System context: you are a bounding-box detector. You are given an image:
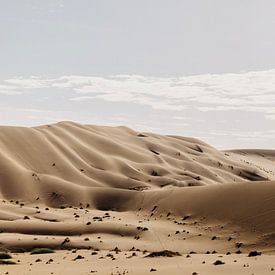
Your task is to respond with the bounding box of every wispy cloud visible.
[2,70,275,112]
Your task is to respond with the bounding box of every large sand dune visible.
[1,122,275,274]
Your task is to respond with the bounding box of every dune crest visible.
[0,121,272,204]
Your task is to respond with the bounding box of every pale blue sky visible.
[1,0,275,77]
[0,0,275,149]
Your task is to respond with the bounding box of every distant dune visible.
[1,122,275,274]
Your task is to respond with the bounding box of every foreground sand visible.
[4,250,275,274]
[0,121,275,274]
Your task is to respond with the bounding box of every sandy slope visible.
[0,121,275,274]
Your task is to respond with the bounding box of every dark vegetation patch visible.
[0,260,16,265]
[182,215,191,221]
[30,248,55,255]
[73,255,84,261]
[194,145,203,153]
[151,170,159,176]
[0,252,12,259]
[248,251,261,257]
[213,260,225,265]
[235,242,242,248]
[128,186,149,191]
[146,250,181,258]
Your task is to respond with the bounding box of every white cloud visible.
[1,69,275,112]
[0,84,24,95]
[69,96,95,102]
[4,77,48,89]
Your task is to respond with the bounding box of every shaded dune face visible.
[0,121,270,207]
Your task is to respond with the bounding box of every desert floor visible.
[1,122,275,274]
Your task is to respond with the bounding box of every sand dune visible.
[1,121,275,274]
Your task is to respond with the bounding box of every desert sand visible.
[0,121,275,274]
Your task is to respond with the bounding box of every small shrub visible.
[183,215,190,220]
[30,248,55,255]
[146,250,181,258]
[248,251,261,257]
[73,255,84,261]
[236,242,242,248]
[213,260,225,265]
[0,252,12,259]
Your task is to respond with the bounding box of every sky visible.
[0,0,275,149]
